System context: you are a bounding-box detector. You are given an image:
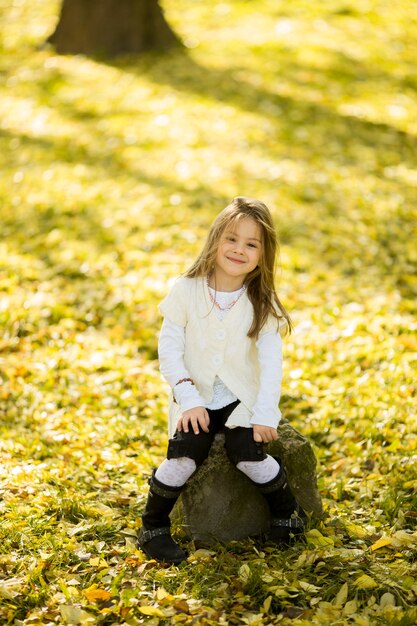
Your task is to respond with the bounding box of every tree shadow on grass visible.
[24,46,417,179]
[110,48,417,174]
[0,124,231,259]
[3,45,416,301]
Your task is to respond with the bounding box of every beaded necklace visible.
[206,275,247,311]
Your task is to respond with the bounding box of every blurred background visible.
[1,0,416,448]
[2,0,416,412]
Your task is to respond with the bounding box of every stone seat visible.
[174,419,323,543]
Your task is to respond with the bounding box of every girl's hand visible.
[253,425,278,443]
[178,407,210,435]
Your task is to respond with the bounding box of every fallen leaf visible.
[88,557,108,568]
[174,600,190,613]
[239,563,251,583]
[60,605,95,624]
[345,524,368,539]
[370,536,392,551]
[354,574,378,590]
[262,595,272,613]
[391,530,417,548]
[156,587,169,601]
[333,582,349,607]
[305,529,334,548]
[380,592,396,608]
[0,577,25,599]
[139,606,166,617]
[343,599,358,616]
[299,580,321,593]
[84,587,112,602]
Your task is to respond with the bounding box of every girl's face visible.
[213,217,262,289]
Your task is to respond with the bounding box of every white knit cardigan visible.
[159,276,286,437]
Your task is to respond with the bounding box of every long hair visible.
[184,196,292,338]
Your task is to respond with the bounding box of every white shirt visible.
[158,286,283,428]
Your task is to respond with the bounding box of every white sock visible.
[155,457,197,487]
[237,455,280,484]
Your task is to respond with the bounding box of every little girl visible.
[138,196,304,564]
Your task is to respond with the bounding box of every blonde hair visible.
[184,196,292,338]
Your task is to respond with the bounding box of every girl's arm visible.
[250,331,283,432]
[158,317,206,412]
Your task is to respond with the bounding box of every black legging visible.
[167,400,267,467]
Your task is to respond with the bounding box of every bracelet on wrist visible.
[175,377,194,387]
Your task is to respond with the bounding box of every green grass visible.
[1,0,417,624]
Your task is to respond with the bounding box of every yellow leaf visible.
[0,577,25,599]
[262,596,272,613]
[239,563,251,583]
[391,530,417,548]
[156,587,169,601]
[60,605,95,624]
[380,592,396,608]
[354,574,378,590]
[84,588,112,602]
[187,549,215,562]
[294,552,308,568]
[370,536,392,551]
[333,582,349,607]
[299,580,321,593]
[139,606,166,617]
[345,524,368,539]
[305,529,334,548]
[156,587,174,604]
[352,617,371,626]
[342,599,358,616]
[274,588,290,597]
[88,557,108,568]
[174,600,190,613]
[386,440,401,451]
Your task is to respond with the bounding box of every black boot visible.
[137,470,187,565]
[258,463,305,545]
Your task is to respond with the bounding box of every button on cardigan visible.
[158,276,287,438]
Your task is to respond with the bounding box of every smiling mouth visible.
[227,257,245,264]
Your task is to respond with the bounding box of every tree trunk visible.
[48,0,181,56]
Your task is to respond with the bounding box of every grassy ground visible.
[1,0,416,624]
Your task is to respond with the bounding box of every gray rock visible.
[174,420,323,543]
